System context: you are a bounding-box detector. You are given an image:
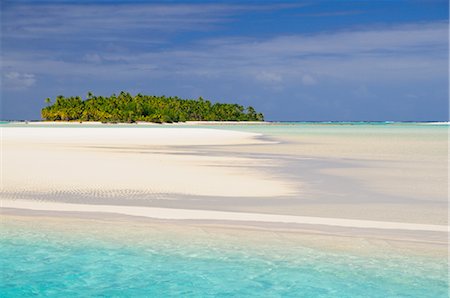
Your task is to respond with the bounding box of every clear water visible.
[1,221,448,297]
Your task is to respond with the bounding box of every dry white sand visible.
[1,127,293,198]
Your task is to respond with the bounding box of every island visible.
[41,92,264,123]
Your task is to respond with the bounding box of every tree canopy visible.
[41,92,264,123]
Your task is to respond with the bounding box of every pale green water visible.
[191,122,449,138]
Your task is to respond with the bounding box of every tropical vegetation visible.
[41,92,264,123]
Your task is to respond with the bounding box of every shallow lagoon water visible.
[1,218,448,297]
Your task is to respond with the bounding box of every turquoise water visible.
[1,221,448,297]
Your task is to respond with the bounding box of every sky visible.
[1,0,449,121]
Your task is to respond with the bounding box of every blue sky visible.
[1,0,448,121]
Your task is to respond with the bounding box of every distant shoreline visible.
[1,120,448,125]
[1,120,270,125]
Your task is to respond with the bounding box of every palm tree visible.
[45,98,51,106]
[40,92,265,123]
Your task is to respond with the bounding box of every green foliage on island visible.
[41,92,264,123]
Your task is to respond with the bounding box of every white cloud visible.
[255,71,283,83]
[2,3,305,40]
[3,72,36,90]
[212,22,447,58]
[2,22,447,88]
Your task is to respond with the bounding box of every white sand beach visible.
[2,127,293,198]
[1,123,448,252]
